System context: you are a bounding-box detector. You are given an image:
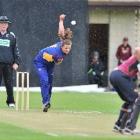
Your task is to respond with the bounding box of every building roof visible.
[88,0,140,7]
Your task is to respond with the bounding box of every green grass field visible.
[0,91,140,140]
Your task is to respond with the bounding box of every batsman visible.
[110,47,140,134]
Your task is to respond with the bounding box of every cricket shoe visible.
[123,128,140,135]
[112,124,123,133]
[8,103,15,108]
[43,103,51,112]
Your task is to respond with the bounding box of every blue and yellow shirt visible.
[34,42,65,68]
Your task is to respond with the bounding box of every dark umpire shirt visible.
[0,31,20,65]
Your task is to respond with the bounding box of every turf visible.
[0,122,49,140]
[51,92,122,113]
[1,91,122,113]
[0,91,140,140]
[0,122,140,140]
[0,122,95,140]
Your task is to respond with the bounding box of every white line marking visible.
[63,110,102,114]
[46,132,90,137]
[46,132,59,137]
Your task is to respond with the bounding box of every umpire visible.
[0,16,20,108]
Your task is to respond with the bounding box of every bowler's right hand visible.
[59,14,66,21]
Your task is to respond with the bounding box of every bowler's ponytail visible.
[58,28,73,40]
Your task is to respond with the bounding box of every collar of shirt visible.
[0,31,8,37]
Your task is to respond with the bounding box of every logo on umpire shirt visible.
[0,39,10,47]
